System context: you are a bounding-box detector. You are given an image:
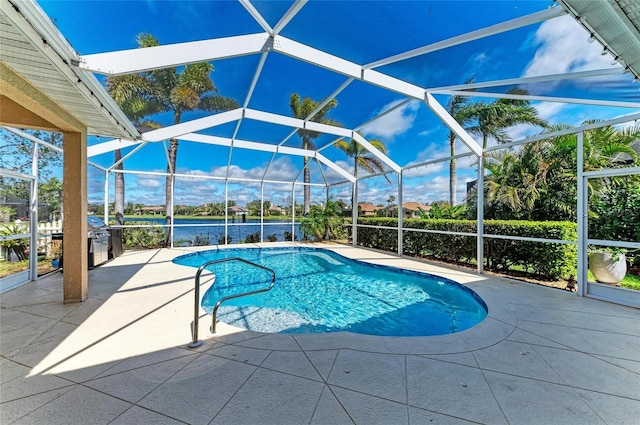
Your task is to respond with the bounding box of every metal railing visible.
[188,257,275,348]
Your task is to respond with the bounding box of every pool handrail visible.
[188,257,276,348]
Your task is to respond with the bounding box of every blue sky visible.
[36,0,638,208]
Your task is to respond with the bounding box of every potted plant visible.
[50,239,63,269]
[588,247,627,284]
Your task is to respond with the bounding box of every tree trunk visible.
[164,138,178,247]
[114,149,125,225]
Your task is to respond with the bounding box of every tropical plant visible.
[445,79,475,206]
[299,200,345,241]
[0,222,28,261]
[289,93,340,214]
[334,135,390,209]
[107,33,239,244]
[462,88,547,150]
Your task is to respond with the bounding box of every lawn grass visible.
[0,259,57,278]
[587,270,640,290]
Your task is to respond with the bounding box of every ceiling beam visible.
[364,7,566,69]
[424,93,482,157]
[79,33,269,75]
[142,109,243,142]
[434,89,640,109]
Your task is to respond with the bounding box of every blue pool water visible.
[173,247,488,337]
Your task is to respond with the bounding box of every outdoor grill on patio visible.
[87,215,110,268]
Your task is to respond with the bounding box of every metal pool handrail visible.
[188,257,276,348]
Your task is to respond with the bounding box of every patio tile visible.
[260,350,324,381]
[408,406,479,424]
[0,286,61,307]
[593,355,640,375]
[59,297,104,325]
[138,353,256,425]
[406,356,507,424]
[110,406,185,425]
[515,305,640,336]
[472,340,565,383]
[305,349,339,381]
[534,346,640,399]
[0,309,55,357]
[93,347,195,378]
[330,386,409,425]
[483,370,606,425]
[0,386,76,424]
[417,352,479,368]
[506,327,568,349]
[518,321,640,361]
[0,359,73,403]
[6,321,77,368]
[209,367,324,425]
[10,385,131,425]
[236,333,303,351]
[206,342,271,366]
[85,354,194,403]
[575,388,640,425]
[328,350,407,403]
[309,387,354,425]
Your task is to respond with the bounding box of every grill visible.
[87,215,110,268]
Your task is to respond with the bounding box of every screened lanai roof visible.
[2,0,639,195]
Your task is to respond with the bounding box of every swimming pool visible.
[174,247,487,337]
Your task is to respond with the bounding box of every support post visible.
[397,171,403,256]
[29,144,38,281]
[476,155,484,274]
[63,130,88,303]
[577,131,587,296]
[352,180,358,246]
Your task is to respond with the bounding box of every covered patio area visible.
[1,244,639,424]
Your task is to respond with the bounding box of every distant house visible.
[358,203,382,217]
[135,206,165,215]
[268,206,286,215]
[227,205,249,216]
[402,202,431,218]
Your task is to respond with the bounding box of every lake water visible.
[123,217,301,245]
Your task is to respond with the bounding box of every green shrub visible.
[118,221,165,249]
[356,218,577,280]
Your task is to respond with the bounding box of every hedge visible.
[355,218,577,280]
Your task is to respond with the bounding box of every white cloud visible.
[360,100,421,139]
[523,15,619,89]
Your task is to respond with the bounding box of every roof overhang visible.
[0,0,139,139]
[560,0,640,81]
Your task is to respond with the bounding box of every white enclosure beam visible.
[80,33,269,75]
[364,8,566,69]
[244,109,304,128]
[142,109,243,142]
[352,132,401,173]
[87,139,142,157]
[424,94,482,157]
[238,0,274,34]
[305,121,352,138]
[274,35,362,78]
[272,0,308,35]
[180,133,316,157]
[434,89,640,109]
[362,69,426,99]
[316,153,356,183]
[430,68,625,92]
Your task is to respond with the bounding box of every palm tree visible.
[334,135,390,210]
[107,33,239,244]
[446,78,475,206]
[464,88,547,150]
[299,200,345,240]
[289,93,340,214]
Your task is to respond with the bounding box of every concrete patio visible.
[1,244,639,424]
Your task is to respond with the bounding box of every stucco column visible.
[62,130,88,303]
